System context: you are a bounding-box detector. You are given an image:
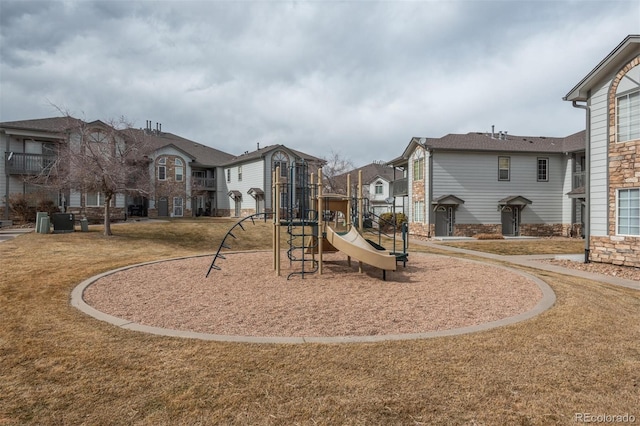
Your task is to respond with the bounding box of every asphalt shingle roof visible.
[1,117,237,166]
[422,130,585,153]
[126,128,235,167]
[0,117,85,133]
[222,144,324,167]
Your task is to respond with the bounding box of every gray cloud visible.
[1,0,638,165]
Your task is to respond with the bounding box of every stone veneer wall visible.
[454,224,501,237]
[215,209,233,217]
[590,235,640,267]
[520,223,569,237]
[68,207,126,223]
[409,223,573,238]
[409,222,431,237]
[588,55,640,268]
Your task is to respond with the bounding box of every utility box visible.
[36,212,49,234]
[52,213,75,233]
[80,217,89,232]
[37,216,50,234]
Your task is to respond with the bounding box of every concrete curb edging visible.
[70,254,556,344]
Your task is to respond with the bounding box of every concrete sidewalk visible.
[411,239,640,291]
[0,227,34,243]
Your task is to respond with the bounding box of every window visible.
[375,181,383,195]
[618,188,639,235]
[89,130,107,143]
[86,192,109,207]
[413,201,424,222]
[158,157,166,181]
[173,197,183,217]
[238,165,242,182]
[537,158,549,182]
[498,156,510,181]
[413,153,424,181]
[226,169,231,182]
[273,151,288,177]
[617,90,640,142]
[175,158,183,181]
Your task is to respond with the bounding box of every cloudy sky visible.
[1,1,638,166]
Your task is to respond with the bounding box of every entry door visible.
[173,197,183,217]
[501,206,520,236]
[158,197,169,217]
[435,206,452,237]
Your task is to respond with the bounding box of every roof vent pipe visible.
[491,125,495,139]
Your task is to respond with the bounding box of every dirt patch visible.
[83,251,544,338]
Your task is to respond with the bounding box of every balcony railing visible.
[391,177,408,197]
[573,171,585,189]
[5,152,57,175]
[192,177,216,189]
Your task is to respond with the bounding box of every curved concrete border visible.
[70,254,556,344]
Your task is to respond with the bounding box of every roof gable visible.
[432,194,465,205]
[564,34,640,102]
[223,144,324,167]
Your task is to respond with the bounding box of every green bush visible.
[379,212,407,232]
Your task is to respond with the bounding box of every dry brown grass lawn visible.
[435,237,586,255]
[1,220,639,425]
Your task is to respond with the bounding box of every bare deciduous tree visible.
[31,113,153,236]
[321,150,355,194]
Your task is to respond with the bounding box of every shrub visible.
[8,194,34,223]
[8,193,61,223]
[475,233,505,240]
[36,199,60,217]
[379,212,407,232]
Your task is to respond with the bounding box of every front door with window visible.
[435,206,455,237]
[173,197,183,217]
[501,206,520,236]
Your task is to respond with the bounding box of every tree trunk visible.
[104,197,112,236]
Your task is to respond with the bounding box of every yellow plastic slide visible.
[324,225,397,272]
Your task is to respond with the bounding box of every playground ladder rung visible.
[209,264,221,271]
[228,231,237,239]
[216,254,226,260]
[221,243,231,249]
[237,222,245,231]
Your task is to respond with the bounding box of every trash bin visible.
[80,217,89,232]
[52,213,75,233]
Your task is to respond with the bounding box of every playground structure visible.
[207,160,408,280]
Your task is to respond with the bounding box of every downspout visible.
[427,148,433,238]
[572,100,590,263]
[3,131,9,220]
